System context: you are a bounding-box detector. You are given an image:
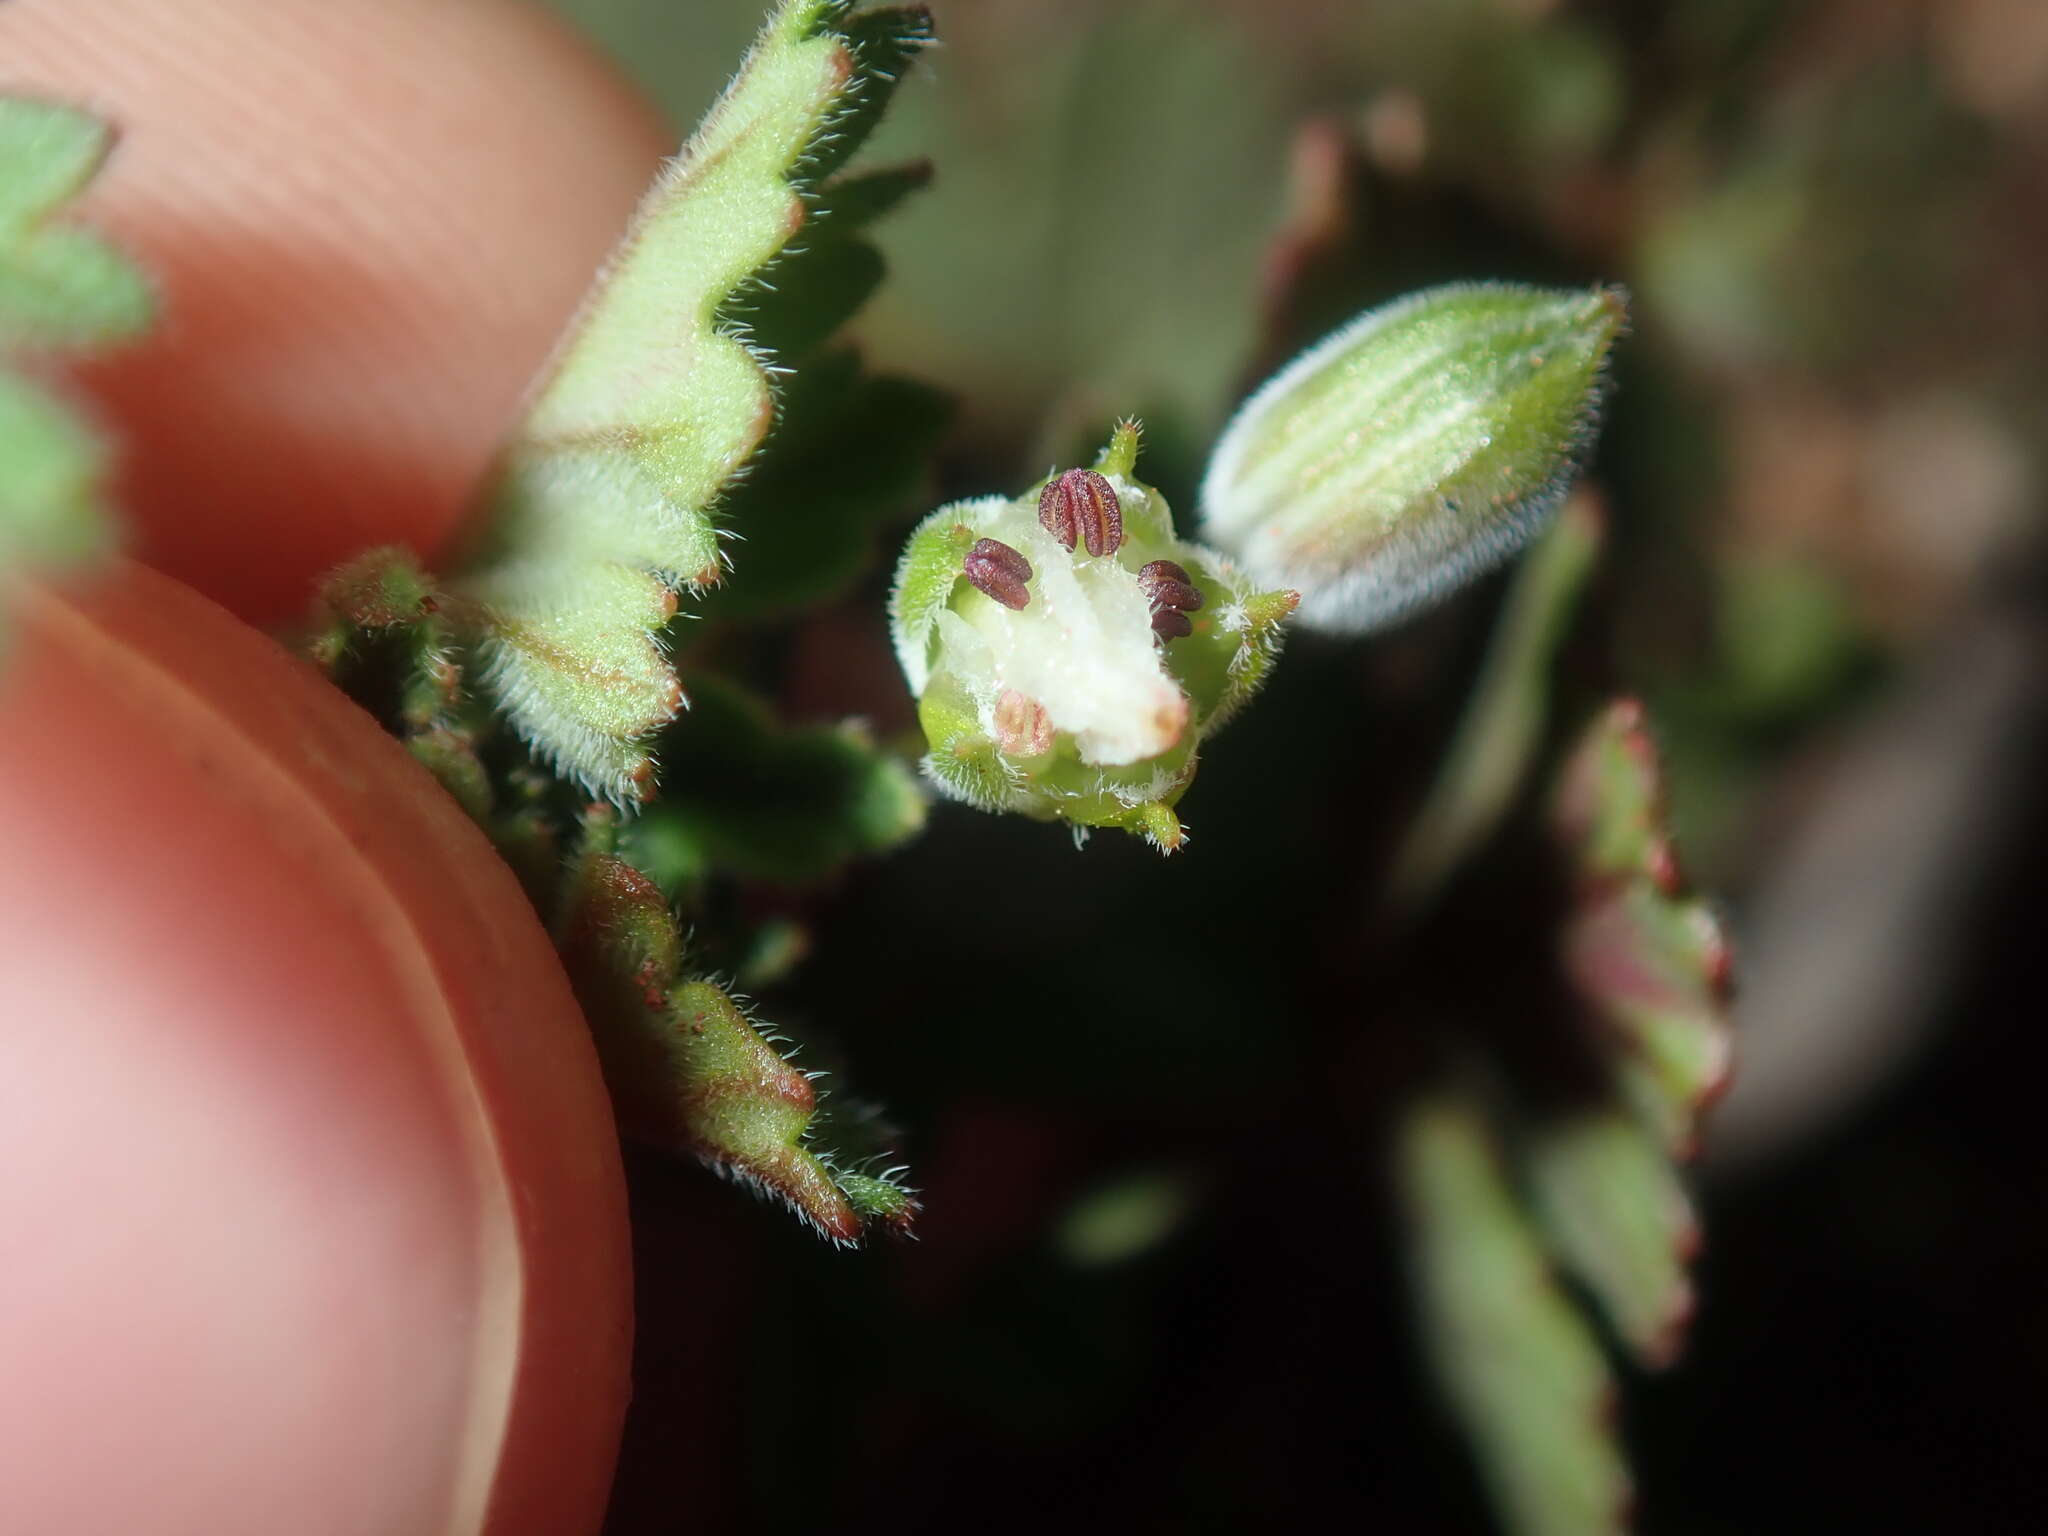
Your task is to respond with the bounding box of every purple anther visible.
[1150,608,1194,640]
[1137,559,1204,614]
[964,537,1033,610]
[1037,468,1123,558]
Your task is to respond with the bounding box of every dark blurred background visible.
[539,2,2048,1530]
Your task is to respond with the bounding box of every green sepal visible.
[889,502,984,696]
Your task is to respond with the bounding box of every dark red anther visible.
[963,538,1033,610]
[1038,468,1123,557]
[1136,559,1204,614]
[1139,558,1202,641]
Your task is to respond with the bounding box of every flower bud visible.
[890,422,1296,851]
[1201,282,1626,634]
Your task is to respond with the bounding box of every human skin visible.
[0,0,670,628]
[0,1,678,1530]
[0,564,632,1535]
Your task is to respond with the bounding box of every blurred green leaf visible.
[0,372,114,582]
[857,0,1289,443]
[1636,60,1985,374]
[1552,701,1735,1159]
[1552,696,1673,887]
[1057,1167,1199,1269]
[1529,1109,1698,1369]
[692,352,950,621]
[1,97,145,653]
[1562,881,1734,1159]
[0,225,154,351]
[1401,1092,1630,1536]
[0,96,112,225]
[620,674,925,886]
[1710,555,1869,723]
[1388,490,1604,909]
[0,98,151,349]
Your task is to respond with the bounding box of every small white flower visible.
[890,430,1297,850]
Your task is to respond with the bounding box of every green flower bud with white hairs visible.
[1201,281,1627,635]
[890,422,1296,852]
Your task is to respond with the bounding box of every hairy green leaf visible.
[554,832,915,1243]
[454,0,934,801]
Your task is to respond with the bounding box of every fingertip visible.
[0,0,673,623]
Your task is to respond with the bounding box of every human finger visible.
[0,0,670,624]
